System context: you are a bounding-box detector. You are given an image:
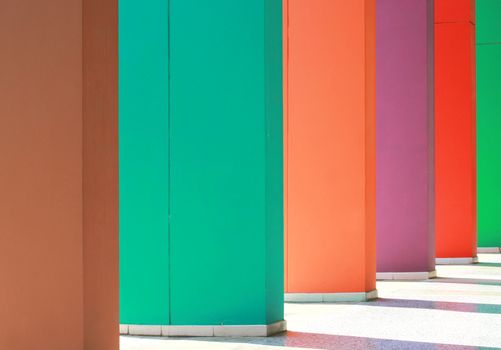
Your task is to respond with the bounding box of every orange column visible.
[284,0,376,302]
[435,0,477,264]
[0,1,118,349]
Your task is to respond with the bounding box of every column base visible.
[436,257,478,265]
[478,247,501,254]
[376,270,437,280]
[285,290,378,303]
[120,320,287,337]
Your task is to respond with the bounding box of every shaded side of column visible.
[83,0,119,348]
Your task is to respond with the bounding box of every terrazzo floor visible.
[121,253,501,350]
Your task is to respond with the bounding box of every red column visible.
[0,1,118,349]
[435,0,477,264]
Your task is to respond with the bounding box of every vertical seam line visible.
[167,0,172,326]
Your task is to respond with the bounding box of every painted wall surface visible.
[436,0,475,23]
[285,0,376,293]
[119,0,170,326]
[376,0,436,273]
[120,0,284,326]
[435,0,477,259]
[476,0,501,44]
[0,0,118,349]
[477,0,501,248]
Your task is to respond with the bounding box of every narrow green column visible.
[119,0,284,336]
[477,0,501,249]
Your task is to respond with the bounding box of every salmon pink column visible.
[285,0,377,302]
[376,0,436,280]
[435,0,477,265]
[0,1,118,349]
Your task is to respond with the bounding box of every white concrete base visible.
[285,290,378,303]
[120,320,286,337]
[478,247,501,254]
[376,270,437,280]
[436,257,478,265]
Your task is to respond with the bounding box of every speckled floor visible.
[121,254,501,350]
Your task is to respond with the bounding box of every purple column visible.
[376,0,435,279]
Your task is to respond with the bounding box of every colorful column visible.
[435,0,477,264]
[477,0,501,253]
[376,0,436,279]
[284,0,377,302]
[0,1,118,349]
[120,0,285,336]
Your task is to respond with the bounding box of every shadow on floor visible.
[154,331,500,350]
[475,263,501,268]
[373,276,501,286]
[428,277,501,286]
[324,298,501,315]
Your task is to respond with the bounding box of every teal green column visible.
[119,0,284,333]
[477,0,501,248]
